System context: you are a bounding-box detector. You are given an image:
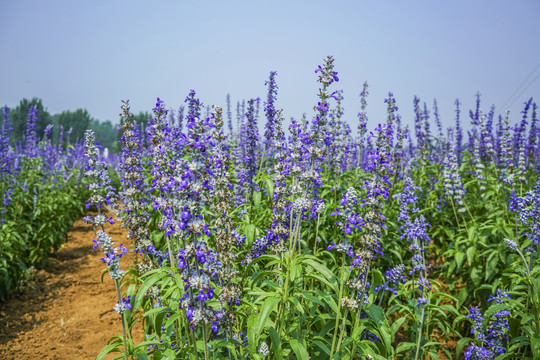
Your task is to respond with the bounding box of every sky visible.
[1,0,540,134]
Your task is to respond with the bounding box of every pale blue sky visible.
[1,0,539,133]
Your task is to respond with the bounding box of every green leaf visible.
[301,258,334,280]
[253,191,262,208]
[468,225,477,241]
[453,314,471,328]
[313,339,331,356]
[290,339,309,360]
[364,304,392,356]
[470,266,483,286]
[265,178,274,199]
[531,336,540,359]
[307,274,337,293]
[290,260,300,282]
[256,297,280,334]
[390,317,407,338]
[533,277,540,297]
[455,251,465,270]
[466,246,477,266]
[96,342,121,360]
[134,270,167,309]
[485,252,499,281]
[248,296,280,355]
[247,314,258,355]
[135,351,149,360]
[268,326,282,359]
[395,342,415,353]
[246,224,257,246]
[300,290,324,307]
[456,337,472,358]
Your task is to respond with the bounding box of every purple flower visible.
[113,296,132,314]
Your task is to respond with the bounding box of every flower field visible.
[2,56,540,359]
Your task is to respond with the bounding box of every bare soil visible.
[0,212,136,360]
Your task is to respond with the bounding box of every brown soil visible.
[0,212,138,360]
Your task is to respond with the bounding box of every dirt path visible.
[0,212,135,360]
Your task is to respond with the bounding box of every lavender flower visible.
[117,100,154,267]
[455,99,463,164]
[263,71,278,162]
[464,344,493,360]
[226,93,233,135]
[244,98,259,195]
[442,139,466,212]
[465,289,511,358]
[25,105,39,158]
[375,264,406,296]
[114,296,132,314]
[357,81,369,167]
[83,130,117,211]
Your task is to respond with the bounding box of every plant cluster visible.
[0,105,88,300]
[77,56,540,360]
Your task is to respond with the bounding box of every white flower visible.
[258,342,269,356]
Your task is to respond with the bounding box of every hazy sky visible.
[1,0,540,133]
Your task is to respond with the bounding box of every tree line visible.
[4,97,150,153]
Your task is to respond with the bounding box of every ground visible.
[0,213,136,360]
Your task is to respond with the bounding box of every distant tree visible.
[133,111,151,131]
[56,109,93,144]
[89,119,116,152]
[8,98,53,143]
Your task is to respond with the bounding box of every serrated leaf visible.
[456,337,472,358]
[470,266,483,286]
[395,341,415,353]
[466,246,477,266]
[455,251,465,270]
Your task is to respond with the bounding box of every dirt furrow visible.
[0,213,133,360]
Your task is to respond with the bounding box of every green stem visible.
[514,247,540,336]
[191,331,200,360]
[464,202,476,227]
[335,308,349,354]
[202,325,210,360]
[529,281,540,337]
[276,251,292,335]
[329,254,346,359]
[115,279,129,360]
[166,236,175,268]
[414,305,426,360]
[449,198,461,229]
[226,329,234,360]
[313,213,321,256]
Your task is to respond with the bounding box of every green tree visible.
[56,108,93,144]
[89,119,117,152]
[8,98,53,143]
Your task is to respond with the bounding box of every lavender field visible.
[3,54,539,359]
